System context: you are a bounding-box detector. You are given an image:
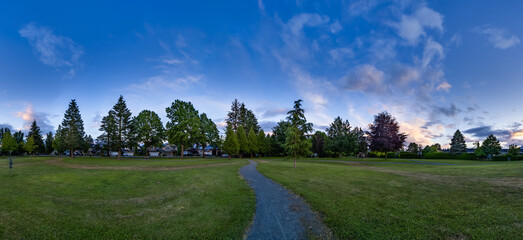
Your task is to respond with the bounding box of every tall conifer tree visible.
[60,99,85,158]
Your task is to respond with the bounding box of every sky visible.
[1,0,523,148]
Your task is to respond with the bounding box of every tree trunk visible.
[385,151,388,160]
[202,144,206,158]
[294,157,297,169]
[181,144,184,160]
[70,148,74,158]
[251,153,253,159]
[228,155,231,160]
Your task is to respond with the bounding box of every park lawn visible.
[0,157,255,239]
[256,159,523,239]
[58,157,238,167]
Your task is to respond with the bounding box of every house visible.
[161,144,177,156]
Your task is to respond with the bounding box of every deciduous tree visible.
[198,113,219,158]
[166,100,200,159]
[367,112,407,159]
[1,131,17,174]
[132,110,165,156]
[24,136,37,156]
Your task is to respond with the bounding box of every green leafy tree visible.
[237,126,249,158]
[312,131,328,157]
[24,136,37,156]
[450,130,467,155]
[354,127,368,156]
[247,127,258,158]
[407,142,418,153]
[132,110,165,156]
[198,113,219,158]
[285,99,313,168]
[257,129,268,157]
[13,131,25,155]
[45,132,54,154]
[508,144,520,156]
[166,100,200,159]
[60,99,86,158]
[222,126,240,159]
[367,112,407,159]
[111,95,132,159]
[53,126,67,156]
[27,120,45,154]
[482,134,501,157]
[1,131,17,174]
[473,141,486,158]
[326,116,357,157]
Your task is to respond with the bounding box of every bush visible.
[387,152,399,158]
[457,153,476,160]
[399,152,420,159]
[492,155,508,161]
[423,152,453,159]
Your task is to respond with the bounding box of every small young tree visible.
[450,130,467,155]
[285,126,312,168]
[222,126,240,160]
[25,137,37,156]
[1,132,17,174]
[53,126,67,156]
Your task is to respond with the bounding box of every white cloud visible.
[287,13,330,36]
[348,0,378,16]
[436,82,452,92]
[422,38,444,68]
[258,0,265,12]
[341,64,385,93]
[392,6,444,45]
[19,23,83,75]
[330,20,342,34]
[14,105,54,133]
[475,26,520,49]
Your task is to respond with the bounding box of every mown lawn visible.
[0,157,254,239]
[257,159,523,239]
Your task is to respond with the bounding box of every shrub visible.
[399,152,420,159]
[492,155,509,161]
[423,152,453,159]
[457,153,476,160]
[387,152,399,158]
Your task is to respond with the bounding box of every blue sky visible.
[1,0,523,148]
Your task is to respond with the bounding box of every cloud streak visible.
[475,26,520,49]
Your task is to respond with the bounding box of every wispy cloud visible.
[475,25,520,49]
[129,75,203,92]
[19,23,83,76]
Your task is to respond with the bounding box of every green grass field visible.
[0,157,254,239]
[256,159,523,239]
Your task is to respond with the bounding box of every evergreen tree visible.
[367,112,407,159]
[27,120,45,154]
[45,132,54,154]
[99,111,118,154]
[226,99,242,132]
[25,136,37,156]
[82,135,93,155]
[285,99,312,168]
[111,95,132,158]
[354,127,368,156]
[271,120,291,156]
[257,129,268,157]
[450,130,467,154]
[222,126,240,160]
[237,126,249,158]
[53,126,67,156]
[60,99,86,158]
[198,113,220,158]
[247,127,258,158]
[131,110,165,156]
[165,100,200,159]
[481,134,501,157]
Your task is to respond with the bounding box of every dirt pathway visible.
[240,160,333,240]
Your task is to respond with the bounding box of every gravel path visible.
[240,160,332,240]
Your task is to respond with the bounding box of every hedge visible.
[457,153,476,160]
[422,152,454,159]
[399,152,420,159]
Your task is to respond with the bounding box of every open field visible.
[257,159,523,239]
[0,157,254,239]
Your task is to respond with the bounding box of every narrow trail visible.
[240,160,332,240]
